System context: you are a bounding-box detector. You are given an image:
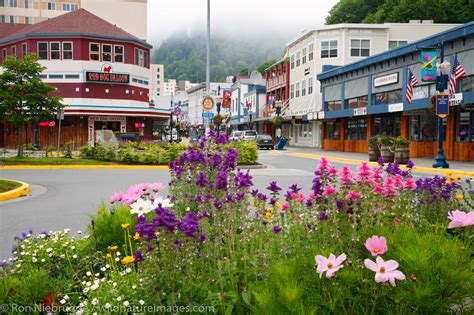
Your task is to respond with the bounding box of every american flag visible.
[405,69,419,104]
[449,56,466,95]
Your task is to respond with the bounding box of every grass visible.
[1,157,121,166]
[0,179,22,193]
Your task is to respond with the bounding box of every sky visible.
[148,0,340,46]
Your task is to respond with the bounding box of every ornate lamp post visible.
[169,98,174,143]
[216,102,222,134]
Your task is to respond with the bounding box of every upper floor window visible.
[134,48,147,67]
[296,51,301,67]
[326,100,341,112]
[308,44,314,61]
[295,82,300,97]
[62,42,72,59]
[302,47,307,64]
[62,3,78,11]
[301,80,306,96]
[290,84,294,99]
[2,48,6,60]
[50,42,60,59]
[114,45,124,63]
[388,40,408,50]
[3,0,18,7]
[102,44,112,62]
[290,54,295,69]
[48,2,55,10]
[308,78,313,94]
[321,40,338,58]
[350,39,370,57]
[0,15,18,23]
[37,42,48,60]
[25,16,33,24]
[25,0,33,8]
[89,43,100,61]
[11,46,16,56]
[22,43,27,56]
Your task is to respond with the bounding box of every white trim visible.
[349,38,371,58]
[89,42,100,61]
[37,41,48,60]
[62,41,73,60]
[319,39,339,60]
[387,39,408,50]
[101,43,112,62]
[49,41,61,60]
[114,44,124,63]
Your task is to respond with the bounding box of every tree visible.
[0,54,63,157]
[325,0,383,24]
[257,59,277,75]
[239,68,251,76]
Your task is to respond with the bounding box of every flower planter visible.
[394,144,410,164]
[368,145,381,162]
[380,144,394,163]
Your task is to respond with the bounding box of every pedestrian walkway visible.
[278,146,474,177]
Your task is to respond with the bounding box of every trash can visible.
[276,136,287,150]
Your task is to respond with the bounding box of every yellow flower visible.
[266,207,273,213]
[121,256,135,265]
[264,212,274,219]
[456,176,462,181]
[456,194,464,200]
[275,202,282,210]
[133,233,140,240]
[223,257,228,262]
[121,223,130,230]
[109,246,118,251]
[106,253,112,258]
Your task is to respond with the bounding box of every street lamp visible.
[169,98,174,143]
[216,102,222,134]
[433,45,450,169]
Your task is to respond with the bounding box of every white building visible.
[0,0,148,40]
[163,79,177,96]
[286,21,460,148]
[187,82,232,128]
[149,64,164,100]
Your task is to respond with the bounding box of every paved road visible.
[0,149,445,260]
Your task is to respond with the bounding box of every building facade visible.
[286,22,461,148]
[317,22,474,162]
[0,9,168,148]
[163,79,177,96]
[0,0,147,40]
[149,63,164,99]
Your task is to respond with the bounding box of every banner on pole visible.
[420,50,438,82]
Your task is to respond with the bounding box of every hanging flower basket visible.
[272,116,284,125]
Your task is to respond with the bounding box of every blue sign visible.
[202,112,214,118]
[174,106,182,116]
[436,94,449,117]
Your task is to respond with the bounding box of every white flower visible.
[60,254,65,259]
[90,284,99,291]
[115,257,119,262]
[105,303,111,309]
[64,229,70,233]
[105,264,110,269]
[86,281,91,287]
[125,267,132,274]
[100,267,106,272]
[139,300,145,305]
[132,284,137,289]
[123,301,129,307]
[130,198,154,216]
[86,271,92,277]
[116,251,121,257]
[95,273,99,277]
[41,259,45,263]
[77,230,82,234]
[46,248,53,253]
[82,288,89,293]
[116,296,122,301]
[153,197,174,209]
[73,254,78,259]
[71,246,76,250]
[60,299,66,304]
[64,295,69,300]
[91,298,98,305]
[113,282,117,287]
[32,257,37,263]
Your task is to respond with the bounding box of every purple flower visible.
[174,239,183,247]
[195,172,210,188]
[213,198,222,209]
[133,250,144,263]
[257,193,267,202]
[377,156,385,166]
[234,170,253,189]
[28,227,33,234]
[251,189,259,196]
[216,133,228,144]
[10,245,16,252]
[0,260,5,267]
[215,171,228,190]
[147,245,155,252]
[198,234,206,243]
[273,226,282,233]
[269,198,277,205]
[178,212,199,238]
[305,199,313,208]
[318,212,329,221]
[235,191,245,201]
[267,181,282,193]
[289,184,302,193]
[406,160,414,169]
[198,210,210,219]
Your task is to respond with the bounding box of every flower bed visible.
[1,132,473,314]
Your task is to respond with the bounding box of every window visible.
[0,0,3,6]
[388,90,402,104]
[290,54,295,69]
[134,48,146,67]
[456,107,474,142]
[2,48,6,60]
[50,42,60,60]
[290,84,294,99]
[412,85,429,100]
[65,74,80,79]
[345,117,367,140]
[62,3,78,11]
[102,44,112,62]
[302,47,307,64]
[371,113,401,137]
[301,80,306,96]
[321,40,338,58]
[346,96,368,109]
[37,42,48,60]
[10,46,16,56]
[372,90,402,105]
[114,45,124,63]
[62,42,72,59]
[388,40,408,49]
[295,82,300,97]
[2,15,19,23]
[48,2,55,10]
[308,78,313,94]
[25,0,33,8]
[409,110,437,142]
[22,43,27,56]
[48,74,64,79]
[308,44,314,61]
[459,75,474,93]
[350,39,370,57]
[325,120,341,140]
[89,43,100,61]
[326,101,341,112]
[296,51,301,67]
[25,16,33,24]
[6,0,17,7]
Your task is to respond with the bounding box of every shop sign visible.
[308,112,314,120]
[318,111,325,119]
[449,93,463,107]
[436,94,449,118]
[39,121,56,127]
[373,73,398,87]
[85,71,130,84]
[202,96,214,111]
[202,112,214,118]
[353,107,367,116]
[388,103,403,112]
[89,116,126,122]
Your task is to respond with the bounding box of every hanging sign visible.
[420,50,438,82]
[436,94,449,118]
[202,96,214,111]
[449,93,463,107]
[353,107,367,116]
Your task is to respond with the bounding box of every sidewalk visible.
[282,145,474,176]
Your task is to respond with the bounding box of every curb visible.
[1,165,170,170]
[288,152,474,177]
[238,164,267,170]
[0,179,30,202]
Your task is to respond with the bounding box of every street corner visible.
[0,179,30,202]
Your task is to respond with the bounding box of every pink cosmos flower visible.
[403,177,416,190]
[282,203,289,210]
[110,192,123,203]
[322,185,337,196]
[346,190,362,201]
[364,236,388,256]
[149,182,163,191]
[297,193,305,203]
[364,256,406,287]
[372,183,384,195]
[357,162,373,182]
[315,253,347,279]
[309,193,316,200]
[338,166,355,187]
[447,210,474,228]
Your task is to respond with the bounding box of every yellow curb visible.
[288,152,474,178]
[0,179,30,202]
[1,165,169,170]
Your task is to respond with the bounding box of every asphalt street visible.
[0,150,446,260]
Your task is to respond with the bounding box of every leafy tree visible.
[326,0,383,24]
[257,59,277,75]
[239,68,251,76]
[0,54,63,157]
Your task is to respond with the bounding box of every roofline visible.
[317,22,474,81]
[265,57,289,72]
[0,33,152,48]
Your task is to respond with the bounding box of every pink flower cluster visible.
[447,210,474,228]
[110,182,163,206]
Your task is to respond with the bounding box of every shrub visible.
[228,140,258,165]
[395,136,410,146]
[368,137,379,148]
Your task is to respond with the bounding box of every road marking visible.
[1,165,169,170]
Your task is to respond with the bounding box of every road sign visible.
[174,106,181,116]
[57,109,64,120]
[436,94,449,118]
[202,112,214,118]
[202,96,214,111]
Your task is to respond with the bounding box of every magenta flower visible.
[318,157,331,174]
[328,166,339,176]
[357,162,373,182]
[297,193,305,203]
[322,185,337,196]
[338,166,355,187]
[382,177,399,197]
[403,177,416,190]
[149,182,163,191]
[110,192,123,203]
[364,256,406,287]
[372,183,384,195]
[372,168,383,180]
[346,190,362,201]
[393,174,403,188]
[447,210,474,228]
[364,236,388,256]
[315,253,346,279]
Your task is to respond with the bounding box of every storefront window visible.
[459,75,474,93]
[371,114,401,137]
[326,120,341,140]
[346,96,368,109]
[345,117,367,140]
[372,89,402,105]
[372,92,388,105]
[326,101,341,111]
[456,106,474,142]
[412,85,429,100]
[388,89,402,104]
[408,110,437,141]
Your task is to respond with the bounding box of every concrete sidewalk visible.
[281,145,473,176]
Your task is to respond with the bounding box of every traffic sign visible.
[436,94,449,118]
[202,112,214,118]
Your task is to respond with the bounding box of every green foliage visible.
[326,0,383,24]
[368,136,380,148]
[257,59,277,75]
[0,179,21,193]
[227,141,258,165]
[63,141,73,159]
[240,68,251,76]
[377,136,395,146]
[394,136,410,146]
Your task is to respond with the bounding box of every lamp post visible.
[216,102,221,134]
[169,98,174,143]
[275,101,282,141]
[433,44,450,169]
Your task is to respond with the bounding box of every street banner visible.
[420,50,438,82]
[436,94,449,118]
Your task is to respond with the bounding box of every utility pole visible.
[206,0,210,93]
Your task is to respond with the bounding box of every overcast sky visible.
[148,0,339,45]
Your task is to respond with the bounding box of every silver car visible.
[229,131,243,141]
[242,130,258,141]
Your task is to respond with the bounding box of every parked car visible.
[242,130,258,141]
[256,134,274,150]
[229,131,243,141]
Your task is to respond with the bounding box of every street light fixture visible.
[169,98,174,143]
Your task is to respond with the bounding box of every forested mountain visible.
[152,33,286,82]
[326,0,474,24]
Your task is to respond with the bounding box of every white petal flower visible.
[91,298,98,305]
[123,301,129,307]
[139,300,145,305]
[116,251,121,257]
[86,271,92,277]
[73,254,78,259]
[153,197,174,209]
[105,303,111,309]
[130,198,155,216]
[100,267,106,272]
[126,267,132,273]
[60,299,66,305]
[116,296,122,301]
